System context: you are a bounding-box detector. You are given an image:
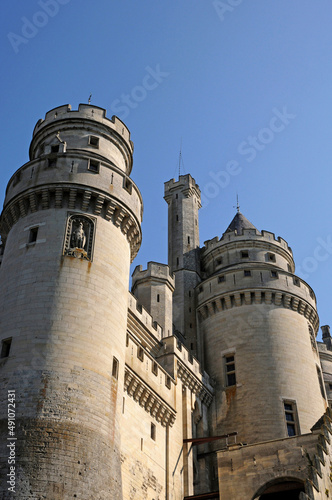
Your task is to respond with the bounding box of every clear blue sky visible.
[1,1,331,339]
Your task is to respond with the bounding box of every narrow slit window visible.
[151,423,156,441]
[157,294,160,303]
[165,375,171,389]
[112,357,119,379]
[188,236,190,244]
[1,338,12,358]
[225,355,236,386]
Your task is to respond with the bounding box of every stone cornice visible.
[197,288,319,332]
[0,183,141,262]
[124,366,176,427]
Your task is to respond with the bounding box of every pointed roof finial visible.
[88,93,92,105]
[178,137,182,179]
[233,194,240,213]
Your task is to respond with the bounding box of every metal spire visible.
[88,93,92,105]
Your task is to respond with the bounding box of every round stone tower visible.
[0,104,142,499]
[198,212,326,445]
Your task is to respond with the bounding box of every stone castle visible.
[0,104,332,500]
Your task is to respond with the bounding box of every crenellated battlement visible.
[203,228,292,254]
[128,291,164,342]
[202,228,294,276]
[32,103,132,147]
[132,261,175,291]
[164,174,201,206]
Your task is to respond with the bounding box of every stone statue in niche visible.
[64,216,94,261]
[71,221,86,249]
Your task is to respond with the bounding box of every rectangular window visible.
[152,362,158,376]
[51,144,59,153]
[244,270,251,277]
[157,294,160,303]
[123,177,132,194]
[1,338,12,358]
[284,401,299,436]
[88,159,100,173]
[29,227,38,244]
[268,252,276,262]
[48,158,56,168]
[293,277,300,287]
[225,355,236,386]
[151,423,156,441]
[89,136,99,148]
[137,346,144,362]
[271,271,278,278]
[165,375,171,389]
[188,236,190,244]
[218,275,225,283]
[112,357,119,379]
[241,251,249,258]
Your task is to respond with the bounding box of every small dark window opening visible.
[176,215,179,222]
[198,286,203,293]
[176,257,179,266]
[157,294,160,303]
[151,423,156,441]
[51,144,59,153]
[188,236,190,244]
[1,338,12,358]
[190,323,192,328]
[176,194,178,199]
[216,258,222,266]
[241,251,249,258]
[138,347,144,362]
[29,227,38,244]
[293,277,300,287]
[218,275,225,283]
[112,357,119,379]
[189,291,191,297]
[89,159,100,173]
[152,362,158,376]
[89,136,99,148]
[166,376,171,389]
[244,270,251,277]
[123,177,132,194]
[268,253,276,262]
[48,158,56,168]
[271,271,278,278]
[225,355,236,386]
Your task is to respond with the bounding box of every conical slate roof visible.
[224,212,257,235]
